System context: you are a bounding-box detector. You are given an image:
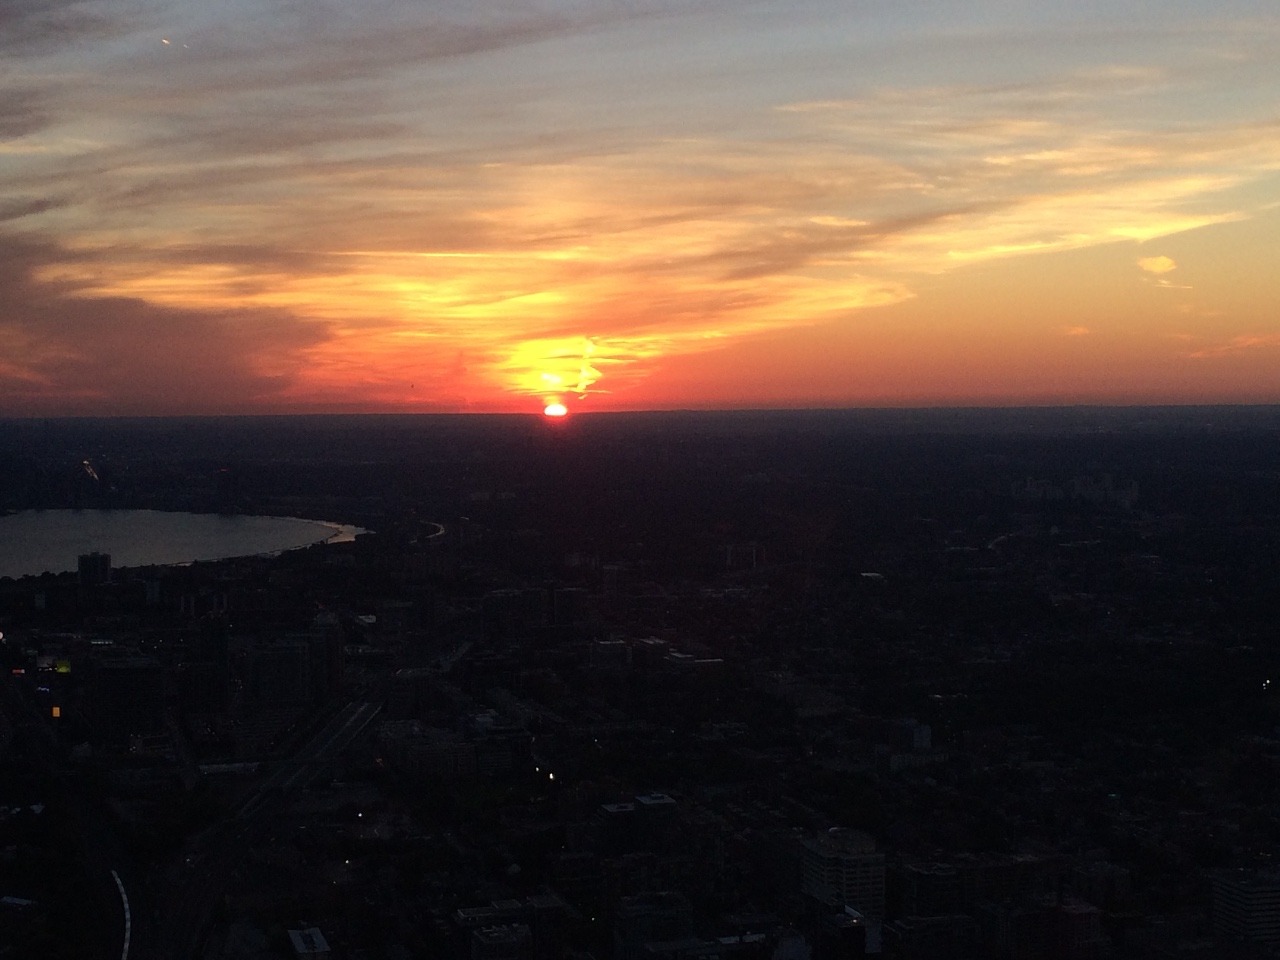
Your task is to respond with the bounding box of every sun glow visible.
[6,0,1280,416]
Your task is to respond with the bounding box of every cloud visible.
[761,74,1280,280]
[4,3,1280,410]
[0,197,64,223]
[1138,255,1193,289]
[1137,255,1177,274]
[1186,333,1280,359]
[52,0,678,105]
[0,0,132,53]
[0,233,331,415]
[0,89,52,139]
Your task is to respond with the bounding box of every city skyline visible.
[2,0,1279,416]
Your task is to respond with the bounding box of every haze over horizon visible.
[3,0,1279,417]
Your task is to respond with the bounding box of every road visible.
[147,696,384,960]
[1,673,135,960]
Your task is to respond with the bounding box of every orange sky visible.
[2,2,1279,415]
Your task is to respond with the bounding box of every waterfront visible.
[0,509,363,579]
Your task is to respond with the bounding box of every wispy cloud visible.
[1186,333,1280,358]
[0,235,330,415]
[0,0,134,54]
[1137,255,1195,289]
[1138,255,1178,274]
[0,197,65,223]
[0,89,53,140]
[3,2,1280,410]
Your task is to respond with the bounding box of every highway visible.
[111,870,132,960]
[233,699,383,819]
[148,695,384,960]
[1,673,134,960]
[4,656,395,959]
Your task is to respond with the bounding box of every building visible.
[975,900,1056,960]
[812,908,868,960]
[483,589,548,642]
[244,638,313,708]
[380,721,478,779]
[287,927,331,957]
[78,551,111,586]
[1054,901,1106,960]
[635,793,679,852]
[453,894,572,960]
[799,829,885,920]
[1212,869,1280,944]
[87,655,165,747]
[472,924,532,960]
[596,802,638,856]
[552,586,590,626]
[615,892,695,960]
[884,914,975,960]
[895,862,963,918]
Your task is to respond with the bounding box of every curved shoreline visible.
[0,509,369,580]
[313,519,366,545]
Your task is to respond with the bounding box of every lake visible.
[0,509,364,580]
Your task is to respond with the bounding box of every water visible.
[0,509,364,580]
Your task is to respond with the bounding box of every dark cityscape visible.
[2,408,1280,959]
[6,0,1280,955]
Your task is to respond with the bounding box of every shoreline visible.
[0,509,371,581]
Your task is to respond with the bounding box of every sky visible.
[2,0,1279,415]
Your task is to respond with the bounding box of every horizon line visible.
[4,401,1280,423]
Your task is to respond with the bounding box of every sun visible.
[543,402,568,418]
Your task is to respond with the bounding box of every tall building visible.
[78,551,111,586]
[452,894,572,960]
[215,466,241,514]
[88,655,165,747]
[884,914,975,960]
[245,639,313,708]
[973,898,1105,960]
[552,586,590,626]
[799,829,885,920]
[192,618,231,710]
[896,862,963,917]
[812,908,868,960]
[596,801,638,856]
[1212,869,1280,944]
[287,927,331,957]
[635,793,679,852]
[614,892,694,960]
[471,924,532,960]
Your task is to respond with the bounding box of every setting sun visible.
[543,402,569,418]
